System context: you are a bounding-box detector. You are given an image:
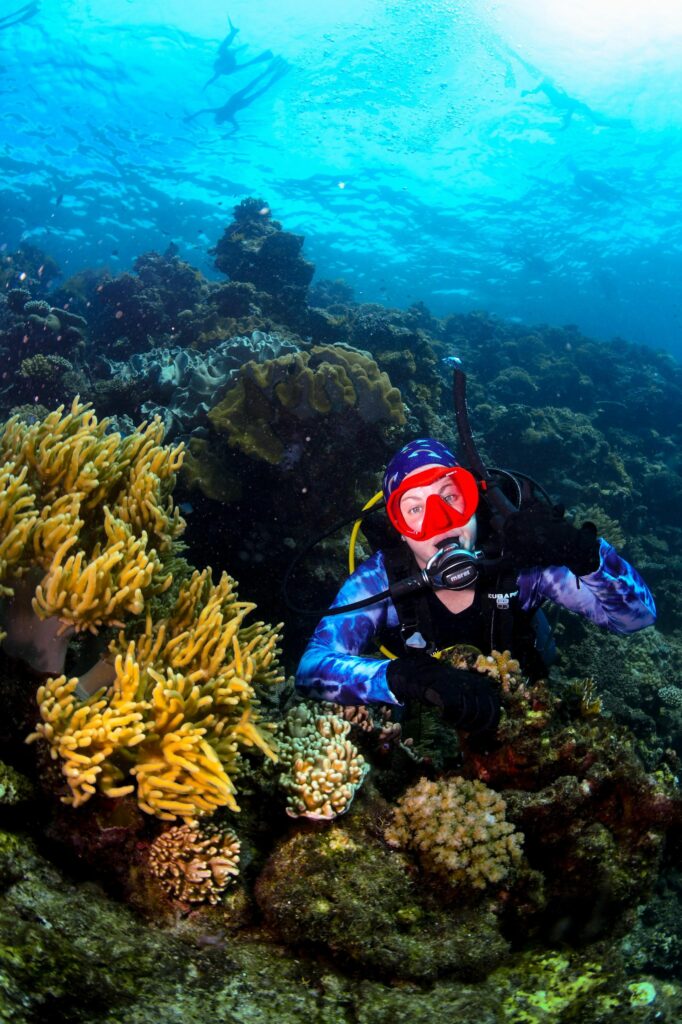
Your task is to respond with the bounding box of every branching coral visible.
[0,399,184,671]
[384,776,524,892]
[29,569,282,821]
[324,701,415,757]
[276,703,369,820]
[148,822,240,905]
[473,650,522,693]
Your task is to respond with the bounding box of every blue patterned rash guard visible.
[295,539,656,707]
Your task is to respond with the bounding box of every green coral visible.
[208,344,405,464]
[276,703,369,819]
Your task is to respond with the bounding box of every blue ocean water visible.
[1,0,682,354]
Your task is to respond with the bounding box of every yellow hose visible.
[348,492,397,660]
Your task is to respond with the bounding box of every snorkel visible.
[451,358,518,532]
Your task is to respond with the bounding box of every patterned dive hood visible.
[382,438,459,503]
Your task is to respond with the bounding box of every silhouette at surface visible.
[203,16,273,90]
[0,2,40,30]
[186,57,290,132]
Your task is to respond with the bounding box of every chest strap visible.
[382,545,437,653]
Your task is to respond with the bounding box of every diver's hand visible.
[502,502,600,576]
[386,654,500,734]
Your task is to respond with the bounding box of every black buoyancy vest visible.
[381,544,555,680]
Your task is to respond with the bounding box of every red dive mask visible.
[386,466,480,541]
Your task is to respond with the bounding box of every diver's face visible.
[399,473,477,568]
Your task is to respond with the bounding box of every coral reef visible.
[276,702,369,819]
[180,341,407,616]
[447,648,682,940]
[384,775,524,892]
[4,817,676,1023]
[0,243,60,296]
[147,821,240,905]
[211,198,314,324]
[255,813,511,981]
[0,288,87,378]
[2,203,682,1022]
[78,249,206,357]
[16,353,83,409]
[97,330,298,438]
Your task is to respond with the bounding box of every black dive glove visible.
[502,502,600,576]
[386,654,500,734]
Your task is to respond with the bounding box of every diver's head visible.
[383,439,479,566]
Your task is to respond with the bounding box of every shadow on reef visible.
[1,199,682,1022]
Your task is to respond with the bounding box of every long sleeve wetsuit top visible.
[295,539,656,706]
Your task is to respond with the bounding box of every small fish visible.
[178,501,194,515]
[56,193,64,206]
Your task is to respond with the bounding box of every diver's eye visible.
[406,504,423,517]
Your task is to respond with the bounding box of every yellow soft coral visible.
[0,462,38,602]
[29,569,283,822]
[32,507,170,633]
[0,399,185,671]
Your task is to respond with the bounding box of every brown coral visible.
[148,822,240,904]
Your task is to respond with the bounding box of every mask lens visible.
[387,466,479,539]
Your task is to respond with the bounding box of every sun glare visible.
[488,0,682,62]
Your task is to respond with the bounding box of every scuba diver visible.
[295,371,656,737]
[203,16,273,90]
[185,56,290,133]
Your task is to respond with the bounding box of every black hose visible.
[280,504,385,616]
[452,366,518,529]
